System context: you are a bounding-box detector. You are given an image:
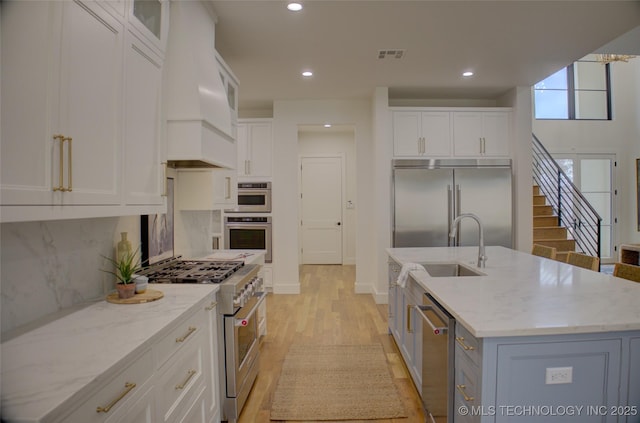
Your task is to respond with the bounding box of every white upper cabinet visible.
[393,111,451,157]
[453,111,510,157]
[392,108,511,159]
[237,120,273,179]
[128,0,169,55]
[0,0,167,222]
[123,31,165,206]
[177,170,238,211]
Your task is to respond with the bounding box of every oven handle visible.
[234,291,267,327]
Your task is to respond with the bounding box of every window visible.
[534,55,611,120]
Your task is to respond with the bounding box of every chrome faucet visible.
[449,213,486,268]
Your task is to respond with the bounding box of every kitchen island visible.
[387,246,640,423]
[1,284,221,423]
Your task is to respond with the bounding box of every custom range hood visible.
[163,1,236,169]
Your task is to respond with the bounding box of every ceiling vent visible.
[378,49,405,59]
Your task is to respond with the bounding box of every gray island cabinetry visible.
[388,246,640,423]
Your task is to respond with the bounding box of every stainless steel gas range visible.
[141,258,265,423]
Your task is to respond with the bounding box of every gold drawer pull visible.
[52,134,65,192]
[205,301,218,311]
[456,384,475,402]
[175,369,197,390]
[64,136,72,192]
[455,336,475,351]
[96,382,136,413]
[175,326,197,343]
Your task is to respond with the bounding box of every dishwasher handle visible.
[416,304,448,335]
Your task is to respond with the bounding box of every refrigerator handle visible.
[447,185,453,247]
[455,184,462,246]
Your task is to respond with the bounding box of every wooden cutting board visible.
[106,288,164,304]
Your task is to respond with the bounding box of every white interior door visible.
[300,156,343,264]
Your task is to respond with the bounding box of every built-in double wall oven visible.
[225,216,272,263]
[224,182,273,263]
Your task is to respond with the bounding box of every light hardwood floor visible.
[238,264,425,423]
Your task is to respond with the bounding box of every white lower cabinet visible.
[203,294,221,422]
[60,349,155,423]
[52,296,219,423]
[104,383,156,423]
[156,333,205,423]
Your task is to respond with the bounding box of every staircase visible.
[532,134,601,260]
[533,185,575,261]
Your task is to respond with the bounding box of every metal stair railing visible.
[532,134,602,259]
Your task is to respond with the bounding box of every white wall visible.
[533,59,640,247]
[272,99,374,294]
[298,129,357,265]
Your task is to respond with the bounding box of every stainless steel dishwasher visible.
[416,294,455,423]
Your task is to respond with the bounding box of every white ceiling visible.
[210,1,640,113]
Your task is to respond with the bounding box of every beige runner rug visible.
[270,344,407,421]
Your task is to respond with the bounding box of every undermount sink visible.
[422,262,485,277]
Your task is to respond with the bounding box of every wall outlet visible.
[545,366,573,384]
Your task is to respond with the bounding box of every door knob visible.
[337,222,341,226]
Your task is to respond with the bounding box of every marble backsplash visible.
[1,210,221,338]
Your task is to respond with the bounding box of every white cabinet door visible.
[177,170,237,210]
[393,111,422,156]
[482,112,510,156]
[123,32,165,206]
[248,123,273,177]
[57,0,123,205]
[421,112,451,156]
[237,121,273,178]
[203,295,220,421]
[453,111,510,157]
[2,0,123,206]
[1,1,56,205]
[128,0,169,56]
[452,112,484,156]
[393,111,450,157]
[104,383,156,423]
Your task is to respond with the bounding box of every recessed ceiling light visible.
[324,124,332,128]
[287,2,303,11]
[302,70,313,77]
[462,71,474,77]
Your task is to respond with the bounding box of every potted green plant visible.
[102,247,142,299]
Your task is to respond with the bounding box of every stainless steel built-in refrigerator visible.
[392,159,512,248]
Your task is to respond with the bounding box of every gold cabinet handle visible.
[175,369,197,390]
[205,301,218,311]
[455,336,475,351]
[96,382,136,413]
[161,162,168,197]
[406,304,413,333]
[175,326,196,343]
[52,134,65,192]
[64,137,72,192]
[225,176,231,199]
[456,384,475,402]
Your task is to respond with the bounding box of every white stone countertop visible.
[387,246,640,338]
[194,249,266,265]
[1,284,219,423]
